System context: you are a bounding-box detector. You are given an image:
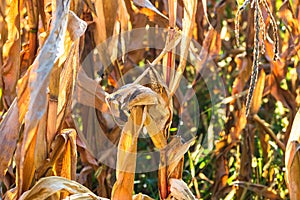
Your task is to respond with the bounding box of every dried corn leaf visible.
[250,69,265,115]
[0,100,20,180]
[16,1,87,194]
[169,0,197,95]
[106,83,159,125]
[23,0,70,135]
[112,106,146,200]
[18,176,100,200]
[278,1,299,36]
[133,0,168,20]
[93,0,107,44]
[16,0,71,192]
[133,0,168,26]
[64,193,108,200]
[36,129,77,179]
[168,178,196,200]
[166,137,194,178]
[1,0,20,107]
[232,181,282,200]
[76,136,98,167]
[53,129,77,180]
[56,39,81,130]
[75,68,108,113]
[286,109,300,199]
[133,193,154,200]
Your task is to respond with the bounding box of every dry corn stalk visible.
[107,66,172,199]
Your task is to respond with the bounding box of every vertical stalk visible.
[166,0,177,86]
[25,0,38,65]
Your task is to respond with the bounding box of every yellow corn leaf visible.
[2,0,20,106]
[36,129,77,180]
[16,0,71,194]
[53,129,77,180]
[64,193,108,200]
[250,69,266,115]
[0,100,20,180]
[133,193,155,200]
[18,176,100,200]
[169,0,197,96]
[112,106,146,200]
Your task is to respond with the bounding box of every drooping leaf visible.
[0,100,20,180]
[18,176,100,200]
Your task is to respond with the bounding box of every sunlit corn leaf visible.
[1,0,20,107]
[53,129,77,180]
[15,0,88,195]
[15,103,48,194]
[133,0,168,26]
[133,193,154,200]
[56,11,86,130]
[0,100,20,180]
[166,137,194,178]
[111,106,146,200]
[36,129,77,180]
[168,178,196,200]
[106,83,159,125]
[133,0,168,20]
[18,176,100,200]
[75,68,108,113]
[63,193,108,200]
[93,0,115,44]
[169,0,197,96]
[286,109,300,200]
[250,69,265,115]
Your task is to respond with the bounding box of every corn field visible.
[0,0,300,199]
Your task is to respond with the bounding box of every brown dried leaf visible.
[76,136,98,167]
[285,109,300,200]
[250,69,266,115]
[232,55,252,95]
[265,74,296,112]
[278,0,299,36]
[0,100,20,180]
[232,181,282,200]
